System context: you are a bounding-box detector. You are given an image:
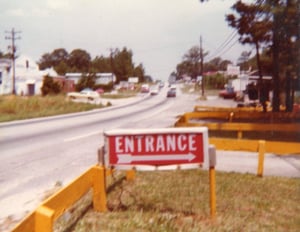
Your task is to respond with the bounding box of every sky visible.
[0,0,253,80]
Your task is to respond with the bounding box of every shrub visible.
[41,75,61,96]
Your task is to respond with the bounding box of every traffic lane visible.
[0,95,171,184]
[216,151,300,178]
[0,93,164,143]
[0,92,171,167]
[0,94,175,219]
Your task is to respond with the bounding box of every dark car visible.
[167,88,176,97]
[219,89,236,99]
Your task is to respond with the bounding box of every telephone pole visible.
[200,35,204,96]
[5,28,21,95]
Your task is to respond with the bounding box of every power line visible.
[5,28,21,95]
[206,31,239,60]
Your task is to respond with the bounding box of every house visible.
[0,55,58,95]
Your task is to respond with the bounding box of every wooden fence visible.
[12,165,107,232]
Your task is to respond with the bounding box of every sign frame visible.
[104,127,209,170]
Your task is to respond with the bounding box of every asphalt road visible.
[0,85,299,230]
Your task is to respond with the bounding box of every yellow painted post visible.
[126,169,136,181]
[237,130,243,139]
[257,140,266,177]
[35,205,54,232]
[93,166,107,212]
[209,145,217,219]
[229,112,234,122]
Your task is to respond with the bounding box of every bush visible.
[41,75,61,96]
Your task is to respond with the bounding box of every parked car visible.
[166,88,176,97]
[67,88,100,101]
[219,89,236,99]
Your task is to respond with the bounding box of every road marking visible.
[64,131,100,142]
[117,153,196,164]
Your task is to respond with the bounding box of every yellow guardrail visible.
[193,105,299,115]
[209,138,300,155]
[12,165,107,232]
[175,109,300,177]
[177,110,300,123]
[175,111,300,139]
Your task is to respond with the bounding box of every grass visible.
[66,170,300,232]
[0,95,108,122]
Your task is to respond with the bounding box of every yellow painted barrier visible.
[209,145,217,219]
[12,165,107,232]
[209,138,300,155]
[257,140,266,177]
[178,110,300,124]
[175,111,300,139]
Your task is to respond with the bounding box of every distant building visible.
[95,73,116,85]
[52,77,75,93]
[65,73,82,85]
[0,55,58,95]
[65,72,116,85]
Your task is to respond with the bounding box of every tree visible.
[75,74,95,91]
[177,46,208,79]
[68,49,91,73]
[38,46,146,84]
[133,63,145,82]
[204,57,231,72]
[226,0,299,112]
[112,47,135,82]
[226,1,272,111]
[54,61,69,75]
[91,55,111,73]
[38,48,69,72]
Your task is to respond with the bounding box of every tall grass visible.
[70,170,300,232]
[0,95,104,122]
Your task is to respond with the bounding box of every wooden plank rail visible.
[178,111,300,123]
[175,111,300,139]
[209,138,300,155]
[175,109,300,177]
[176,121,300,132]
[12,165,107,232]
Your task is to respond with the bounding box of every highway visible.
[0,85,299,229]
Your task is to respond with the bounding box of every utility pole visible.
[5,28,21,95]
[200,35,204,96]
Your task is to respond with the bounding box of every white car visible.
[67,88,100,101]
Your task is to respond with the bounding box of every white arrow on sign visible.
[117,153,196,164]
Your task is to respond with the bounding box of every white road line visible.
[64,131,101,142]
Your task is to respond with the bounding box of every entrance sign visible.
[104,127,209,168]
[102,127,216,218]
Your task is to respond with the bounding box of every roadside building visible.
[65,72,116,86]
[52,77,75,93]
[0,55,58,95]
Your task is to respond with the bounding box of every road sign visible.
[104,127,209,167]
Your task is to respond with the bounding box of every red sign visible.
[104,128,209,166]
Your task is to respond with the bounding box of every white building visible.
[0,55,57,95]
